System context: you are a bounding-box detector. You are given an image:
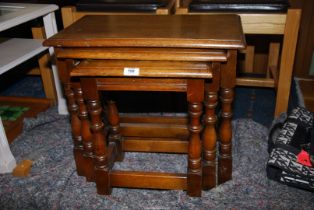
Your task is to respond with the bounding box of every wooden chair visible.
[62,0,176,28]
[175,0,301,117]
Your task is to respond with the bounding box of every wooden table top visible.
[44,15,245,49]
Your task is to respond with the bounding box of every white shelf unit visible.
[0,3,63,173]
[0,38,47,75]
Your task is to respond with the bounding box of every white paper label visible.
[123,67,140,76]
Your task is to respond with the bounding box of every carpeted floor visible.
[1,107,314,209]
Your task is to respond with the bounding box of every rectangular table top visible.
[44,14,245,49]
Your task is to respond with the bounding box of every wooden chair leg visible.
[81,78,112,195]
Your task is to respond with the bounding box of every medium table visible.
[44,14,245,196]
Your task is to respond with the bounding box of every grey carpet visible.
[1,107,313,210]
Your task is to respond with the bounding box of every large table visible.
[44,14,245,197]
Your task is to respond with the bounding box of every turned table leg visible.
[64,82,85,176]
[202,62,220,189]
[81,78,112,195]
[73,83,95,182]
[218,50,237,184]
[107,101,124,162]
[187,79,204,197]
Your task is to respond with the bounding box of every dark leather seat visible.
[76,0,169,12]
[189,0,289,13]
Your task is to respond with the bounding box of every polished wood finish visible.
[110,171,187,190]
[202,62,220,189]
[219,50,237,184]
[72,60,213,78]
[45,15,245,49]
[64,78,85,177]
[45,15,245,197]
[73,83,95,181]
[56,47,227,62]
[81,78,111,195]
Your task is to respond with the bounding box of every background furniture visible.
[44,14,245,197]
[0,3,60,173]
[62,0,176,28]
[176,0,301,117]
[289,0,314,111]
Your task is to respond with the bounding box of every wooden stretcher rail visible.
[110,170,188,190]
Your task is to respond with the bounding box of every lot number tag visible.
[124,67,140,76]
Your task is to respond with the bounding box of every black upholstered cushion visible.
[76,0,168,12]
[189,0,289,13]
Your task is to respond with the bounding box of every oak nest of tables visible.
[44,14,245,197]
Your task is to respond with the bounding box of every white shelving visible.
[0,38,47,75]
[0,3,61,173]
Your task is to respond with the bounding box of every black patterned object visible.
[267,107,314,192]
[76,0,169,12]
[189,0,289,13]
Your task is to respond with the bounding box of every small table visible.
[0,3,64,173]
[44,14,245,196]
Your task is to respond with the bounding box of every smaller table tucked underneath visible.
[44,14,245,197]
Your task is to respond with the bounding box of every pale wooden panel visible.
[61,6,76,28]
[267,42,280,78]
[239,14,286,34]
[236,77,275,88]
[239,45,255,73]
[32,27,57,104]
[275,9,301,116]
[175,11,286,34]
